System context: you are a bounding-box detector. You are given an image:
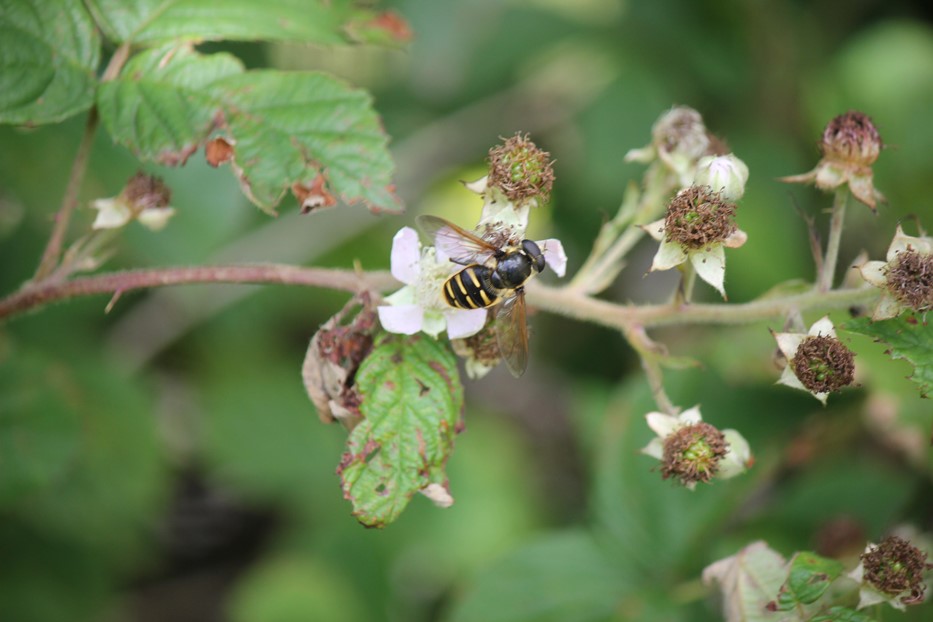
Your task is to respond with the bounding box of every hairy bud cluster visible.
[486,133,555,204]
[885,249,933,312]
[661,422,728,487]
[664,186,737,250]
[820,111,882,169]
[790,335,855,395]
[860,536,931,605]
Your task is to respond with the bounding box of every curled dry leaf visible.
[205,137,234,167]
[302,294,378,429]
[294,174,338,213]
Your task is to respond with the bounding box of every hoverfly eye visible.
[521,239,546,273]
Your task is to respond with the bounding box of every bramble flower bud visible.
[625,106,724,187]
[643,185,748,298]
[821,110,882,168]
[772,317,855,404]
[856,225,933,319]
[849,536,932,610]
[486,133,555,205]
[90,172,176,231]
[693,154,749,201]
[781,110,886,211]
[641,406,753,491]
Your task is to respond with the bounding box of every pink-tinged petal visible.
[651,239,688,272]
[378,304,423,335]
[641,438,664,460]
[538,238,568,277]
[646,412,680,438]
[678,405,703,425]
[872,293,902,320]
[722,228,748,249]
[690,245,726,298]
[390,227,422,285]
[808,316,835,338]
[774,332,805,359]
[420,483,454,508]
[642,218,667,242]
[444,307,488,339]
[857,260,887,287]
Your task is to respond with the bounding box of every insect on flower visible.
[417,215,548,377]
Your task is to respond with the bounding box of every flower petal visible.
[641,438,664,460]
[538,238,568,277]
[390,227,422,285]
[444,308,488,339]
[777,364,807,392]
[774,332,805,359]
[808,316,835,338]
[90,197,132,230]
[856,260,888,287]
[137,206,176,231]
[719,429,752,479]
[872,293,902,320]
[650,239,688,272]
[421,309,447,338]
[642,218,667,242]
[646,412,680,438]
[378,304,424,335]
[678,405,703,425]
[690,245,726,298]
[722,228,748,249]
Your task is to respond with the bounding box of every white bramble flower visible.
[856,225,933,320]
[90,172,175,231]
[772,316,855,404]
[643,185,747,299]
[377,227,489,339]
[641,405,752,491]
[848,536,931,611]
[625,106,717,188]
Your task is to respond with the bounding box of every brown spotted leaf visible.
[338,334,462,527]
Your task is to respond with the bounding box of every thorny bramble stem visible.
[625,324,677,415]
[0,265,397,322]
[33,43,133,281]
[34,107,100,280]
[818,186,850,292]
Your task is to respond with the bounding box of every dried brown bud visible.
[487,133,555,204]
[885,249,933,313]
[664,185,737,250]
[124,172,172,211]
[861,536,931,605]
[821,111,882,169]
[661,421,728,487]
[790,335,855,395]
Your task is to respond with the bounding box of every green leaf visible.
[339,334,462,527]
[702,541,789,622]
[0,0,100,125]
[449,530,627,622]
[843,315,933,397]
[97,45,401,213]
[810,606,874,622]
[85,0,355,46]
[215,70,401,213]
[771,552,844,611]
[96,45,243,165]
[0,356,81,506]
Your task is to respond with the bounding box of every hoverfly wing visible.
[416,215,499,266]
[495,292,529,378]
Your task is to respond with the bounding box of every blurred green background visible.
[2,1,933,620]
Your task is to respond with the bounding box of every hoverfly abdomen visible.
[443,265,498,310]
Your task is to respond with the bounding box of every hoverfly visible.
[416,214,547,377]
